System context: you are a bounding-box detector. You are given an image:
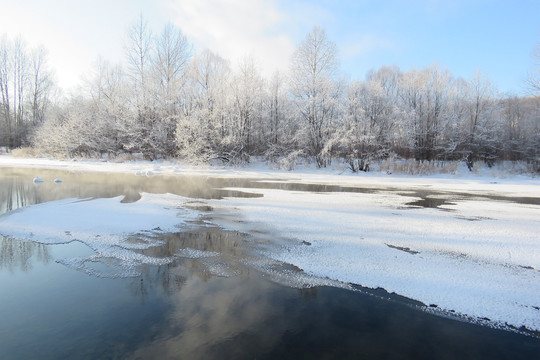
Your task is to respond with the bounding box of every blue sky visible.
[319,0,539,94]
[0,0,538,95]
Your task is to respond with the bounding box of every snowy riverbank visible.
[0,154,538,187]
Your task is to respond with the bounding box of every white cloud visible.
[0,2,95,90]
[0,0,394,88]
[161,0,296,76]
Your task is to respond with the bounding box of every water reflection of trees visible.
[129,264,188,302]
[0,236,52,272]
[0,179,38,215]
[125,224,323,307]
[128,227,250,300]
[139,227,249,259]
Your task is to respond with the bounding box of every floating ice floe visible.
[176,248,220,259]
[0,193,200,277]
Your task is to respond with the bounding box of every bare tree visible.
[29,46,54,127]
[1,36,54,148]
[461,70,496,169]
[13,37,28,147]
[290,26,340,167]
[230,56,263,161]
[125,14,153,118]
[0,35,12,147]
[154,23,190,112]
[526,42,540,96]
[398,64,453,161]
[176,49,231,162]
[337,79,396,171]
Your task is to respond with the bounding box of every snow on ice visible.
[0,193,199,276]
[207,186,540,332]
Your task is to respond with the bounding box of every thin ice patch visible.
[57,256,141,278]
[176,248,220,259]
[202,258,241,277]
[0,193,201,277]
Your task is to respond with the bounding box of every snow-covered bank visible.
[0,154,538,188]
[1,154,540,332]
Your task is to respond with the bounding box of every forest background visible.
[1,17,539,173]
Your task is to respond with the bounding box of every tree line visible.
[0,36,54,149]
[1,19,539,172]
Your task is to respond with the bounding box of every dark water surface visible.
[1,167,539,359]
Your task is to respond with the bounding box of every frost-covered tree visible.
[331,79,396,172]
[459,71,497,169]
[263,71,297,162]
[123,19,193,158]
[153,23,191,156]
[499,95,540,166]
[176,49,230,162]
[0,37,29,148]
[125,14,153,115]
[526,42,540,96]
[154,23,190,112]
[124,15,161,158]
[290,27,340,167]
[0,36,54,149]
[267,71,284,146]
[29,46,54,127]
[230,56,263,161]
[398,64,453,161]
[17,19,539,172]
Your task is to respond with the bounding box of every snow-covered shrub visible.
[277,149,306,171]
[389,159,459,175]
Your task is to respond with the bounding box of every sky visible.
[0,0,538,95]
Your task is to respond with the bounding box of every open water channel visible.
[0,167,539,359]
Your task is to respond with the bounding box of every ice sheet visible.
[0,193,199,276]
[208,188,540,332]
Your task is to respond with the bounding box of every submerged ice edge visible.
[274,238,540,333]
[57,256,142,279]
[250,241,540,337]
[340,280,540,339]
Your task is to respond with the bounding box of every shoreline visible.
[1,154,538,195]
